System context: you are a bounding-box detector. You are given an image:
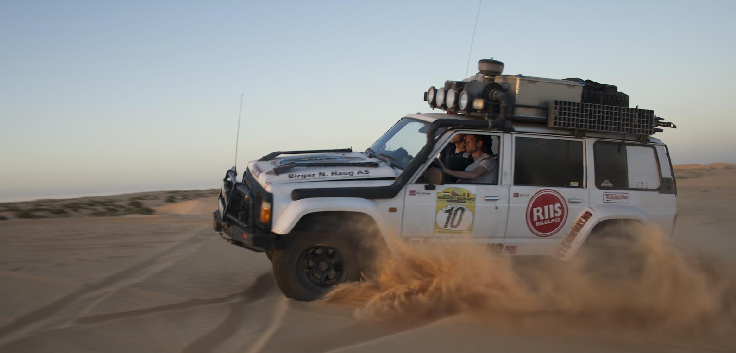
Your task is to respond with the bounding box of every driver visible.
[439,134,497,184]
[440,133,473,182]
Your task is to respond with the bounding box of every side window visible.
[594,142,661,190]
[626,146,660,189]
[514,137,584,188]
[594,142,628,189]
[414,133,500,185]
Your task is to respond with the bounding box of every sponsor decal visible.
[525,189,568,237]
[555,211,593,258]
[409,190,417,196]
[504,245,517,255]
[434,187,476,235]
[286,169,371,180]
[603,192,630,204]
[488,243,503,254]
[570,181,579,187]
[600,179,613,188]
[430,235,457,243]
[288,173,317,180]
[513,192,519,198]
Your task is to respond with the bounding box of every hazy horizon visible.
[3,0,735,202]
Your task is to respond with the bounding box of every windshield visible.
[366,118,429,169]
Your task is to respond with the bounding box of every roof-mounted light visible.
[435,88,446,108]
[472,98,485,110]
[423,59,503,116]
[446,89,458,109]
[459,91,470,110]
[426,86,437,107]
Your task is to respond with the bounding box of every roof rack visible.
[424,59,676,137]
[549,101,675,135]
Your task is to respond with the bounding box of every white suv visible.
[213,59,677,301]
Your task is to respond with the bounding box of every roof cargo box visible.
[494,75,583,119]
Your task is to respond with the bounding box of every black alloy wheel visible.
[298,245,345,287]
[271,227,362,301]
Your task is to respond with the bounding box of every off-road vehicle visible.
[213,59,677,301]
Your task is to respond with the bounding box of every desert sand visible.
[0,164,735,353]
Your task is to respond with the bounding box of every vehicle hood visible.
[247,152,399,186]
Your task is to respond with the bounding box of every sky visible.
[1,0,735,202]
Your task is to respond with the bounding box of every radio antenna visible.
[465,0,483,77]
[234,93,244,169]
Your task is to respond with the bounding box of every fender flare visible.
[271,197,398,255]
[556,204,649,260]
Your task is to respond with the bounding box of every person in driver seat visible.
[439,134,497,184]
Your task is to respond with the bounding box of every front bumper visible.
[213,168,275,252]
[213,210,275,252]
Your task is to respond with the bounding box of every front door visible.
[401,132,508,249]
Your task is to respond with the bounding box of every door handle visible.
[485,196,500,201]
[568,198,582,203]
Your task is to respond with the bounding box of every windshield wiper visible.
[366,148,404,170]
[378,153,405,170]
[365,147,378,158]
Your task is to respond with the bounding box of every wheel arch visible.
[271,198,397,255]
[556,205,649,260]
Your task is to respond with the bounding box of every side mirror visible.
[427,167,444,189]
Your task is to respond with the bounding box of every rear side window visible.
[514,137,584,188]
[594,142,628,189]
[594,142,660,190]
[626,146,660,189]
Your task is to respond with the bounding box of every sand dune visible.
[155,199,217,216]
[0,165,735,352]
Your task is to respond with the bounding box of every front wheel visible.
[271,229,361,301]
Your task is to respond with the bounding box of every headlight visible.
[472,98,486,110]
[426,86,436,105]
[436,88,446,107]
[459,91,469,110]
[446,89,458,108]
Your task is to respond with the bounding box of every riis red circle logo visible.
[526,189,568,237]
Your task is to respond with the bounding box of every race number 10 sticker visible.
[526,189,568,237]
[435,187,475,234]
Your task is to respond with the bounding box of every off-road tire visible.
[271,224,361,301]
[578,222,644,277]
[582,89,629,107]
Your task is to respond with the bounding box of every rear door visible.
[503,135,590,255]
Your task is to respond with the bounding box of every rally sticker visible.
[434,187,475,235]
[526,189,568,237]
[603,192,630,203]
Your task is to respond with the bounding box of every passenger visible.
[439,134,498,184]
[440,133,473,183]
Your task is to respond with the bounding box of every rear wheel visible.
[271,226,361,301]
[578,221,645,277]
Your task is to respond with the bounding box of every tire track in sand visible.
[0,225,213,347]
[181,272,281,353]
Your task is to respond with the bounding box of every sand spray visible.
[325,224,736,335]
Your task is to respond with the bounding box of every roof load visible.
[423,59,676,137]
